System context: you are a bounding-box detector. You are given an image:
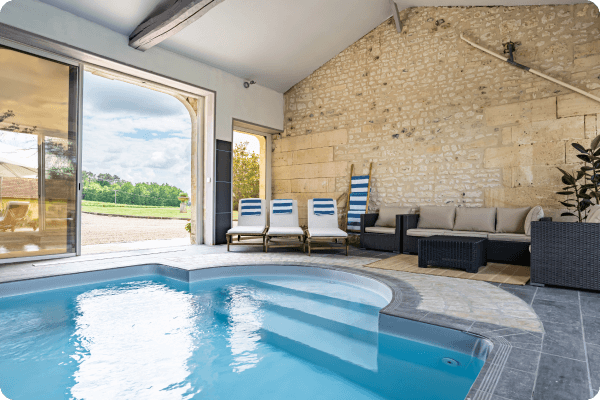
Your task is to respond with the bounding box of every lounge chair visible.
[265,199,305,252]
[306,198,348,256]
[0,201,30,232]
[226,198,267,251]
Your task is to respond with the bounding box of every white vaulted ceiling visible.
[38,0,589,93]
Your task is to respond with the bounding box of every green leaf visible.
[560,201,576,208]
[582,166,593,171]
[592,135,600,151]
[562,175,576,185]
[578,193,592,199]
[561,212,576,217]
[572,143,588,153]
[577,154,591,163]
[557,167,572,176]
[556,191,575,195]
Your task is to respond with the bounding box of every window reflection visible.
[0,46,78,259]
[70,282,199,399]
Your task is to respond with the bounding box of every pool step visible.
[247,279,381,314]
[245,283,380,332]
[259,308,378,370]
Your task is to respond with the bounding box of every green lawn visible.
[82,201,191,219]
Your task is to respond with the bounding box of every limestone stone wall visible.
[276,4,600,226]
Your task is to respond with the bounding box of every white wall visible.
[0,0,284,141]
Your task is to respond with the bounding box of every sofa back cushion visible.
[375,206,414,228]
[524,206,544,236]
[453,207,497,233]
[496,207,531,234]
[417,206,456,230]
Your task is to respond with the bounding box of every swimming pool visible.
[0,269,488,399]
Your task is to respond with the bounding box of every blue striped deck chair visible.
[346,172,371,232]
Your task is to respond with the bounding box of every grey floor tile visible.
[583,315,600,346]
[531,298,581,325]
[587,343,600,396]
[490,367,536,400]
[579,290,600,299]
[542,321,586,361]
[503,332,543,349]
[534,286,580,303]
[500,287,536,305]
[533,353,591,400]
[504,347,541,373]
[580,295,600,317]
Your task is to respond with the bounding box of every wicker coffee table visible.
[418,236,487,273]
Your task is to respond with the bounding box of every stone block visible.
[311,129,348,148]
[279,135,312,152]
[557,92,600,118]
[292,147,334,165]
[532,142,566,166]
[484,187,562,209]
[512,165,565,187]
[272,165,293,180]
[574,40,600,58]
[585,114,597,139]
[291,178,329,193]
[272,151,293,167]
[574,54,600,69]
[512,116,584,144]
[531,97,557,122]
[273,180,291,194]
[484,147,518,168]
[485,102,530,126]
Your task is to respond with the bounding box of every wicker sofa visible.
[401,205,546,266]
[360,206,415,253]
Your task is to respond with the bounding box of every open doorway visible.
[232,130,267,228]
[80,71,194,254]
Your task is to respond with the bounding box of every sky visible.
[82,71,192,194]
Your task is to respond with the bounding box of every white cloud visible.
[82,72,192,194]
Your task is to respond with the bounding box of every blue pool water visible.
[0,275,486,399]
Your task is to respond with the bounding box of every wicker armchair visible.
[531,220,600,290]
[360,214,404,253]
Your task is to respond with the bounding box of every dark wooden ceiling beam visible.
[129,0,225,51]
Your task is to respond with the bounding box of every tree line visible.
[82,171,185,207]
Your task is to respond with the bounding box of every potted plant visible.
[178,192,189,213]
[530,134,600,290]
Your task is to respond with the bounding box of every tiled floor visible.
[0,243,598,400]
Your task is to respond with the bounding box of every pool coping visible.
[0,261,537,400]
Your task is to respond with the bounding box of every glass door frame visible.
[0,39,83,264]
[0,21,217,259]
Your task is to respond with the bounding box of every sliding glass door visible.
[0,45,79,261]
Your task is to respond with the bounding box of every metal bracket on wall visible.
[460,34,600,105]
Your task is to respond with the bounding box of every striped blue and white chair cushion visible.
[347,175,369,232]
[240,199,262,216]
[313,198,335,215]
[272,199,293,214]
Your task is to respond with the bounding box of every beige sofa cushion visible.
[453,207,497,233]
[365,226,396,234]
[586,205,600,223]
[375,206,414,228]
[488,233,531,243]
[524,206,544,236]
[406,228,452,237]
[417,206,456,230]
[496,207,530,234]
[444,231,489,238]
